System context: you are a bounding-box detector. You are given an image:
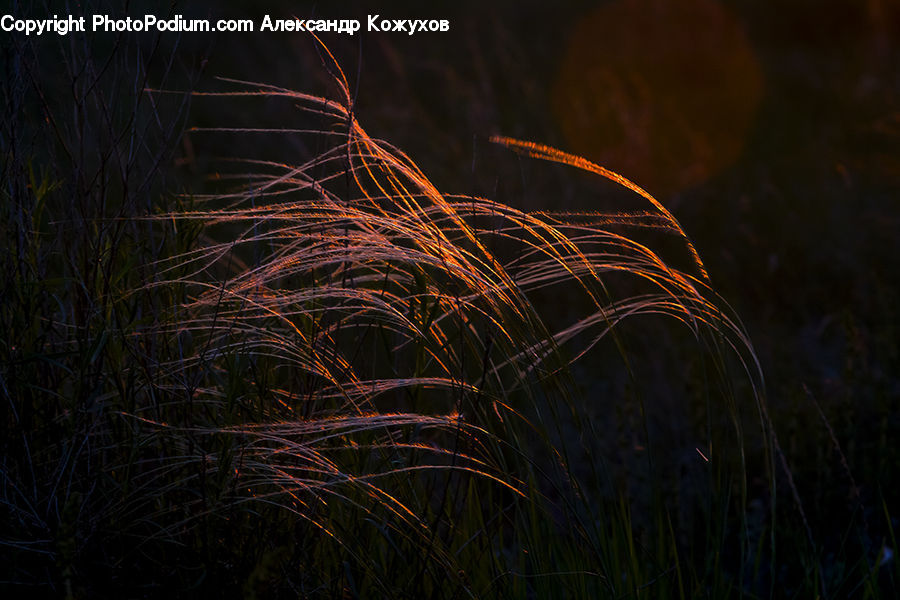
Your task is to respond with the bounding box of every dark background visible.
[3,0,899,594]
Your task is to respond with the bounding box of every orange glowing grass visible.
[134,38,767,586]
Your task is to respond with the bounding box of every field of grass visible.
[2,1,899,598]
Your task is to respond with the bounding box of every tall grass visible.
[7,20,890,599]
[125,45,771,597]
[0,25,765,595]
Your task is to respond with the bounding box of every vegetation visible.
[2,2,898,598]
